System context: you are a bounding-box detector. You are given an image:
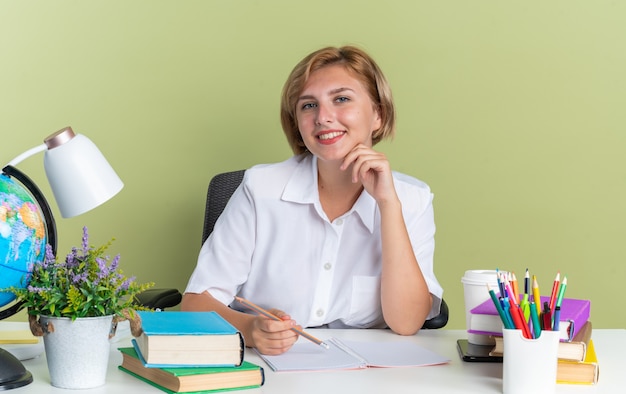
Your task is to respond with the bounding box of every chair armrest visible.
[134,288,182,310]
[421,298,449,329]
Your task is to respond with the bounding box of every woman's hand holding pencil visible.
[235,296,330,354]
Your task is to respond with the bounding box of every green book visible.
[118,347,264,393]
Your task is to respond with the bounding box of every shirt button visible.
[335,218,343,226]
[324,262,332,270]
[316,309,324,317]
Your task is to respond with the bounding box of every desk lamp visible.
[0,126,123,390]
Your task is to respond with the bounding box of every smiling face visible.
[295,64,382,164]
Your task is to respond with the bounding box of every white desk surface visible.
[4,322,625,393]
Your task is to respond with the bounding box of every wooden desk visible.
[9,326,626,393]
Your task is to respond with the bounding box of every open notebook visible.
[258,337,450,372]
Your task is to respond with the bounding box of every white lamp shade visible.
[43,131,123,218]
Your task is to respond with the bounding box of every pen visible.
[553,306,561,332]
[234,296,330,349]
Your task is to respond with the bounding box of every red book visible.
[468,296,590,341]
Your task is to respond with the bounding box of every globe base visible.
[0,348,33,390]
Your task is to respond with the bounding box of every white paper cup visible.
[461,269,499,345]
[502,329,560,394]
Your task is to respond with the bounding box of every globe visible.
[1,166,56,390]
[0,173,48,307]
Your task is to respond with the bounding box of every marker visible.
[520,297,530,323]
[508,297,532,339]
[530,301,542,339]
[488,284,513,329]
[542,301,552,331]
[234,296,330,349]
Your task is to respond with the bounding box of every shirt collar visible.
[282,154,376,233]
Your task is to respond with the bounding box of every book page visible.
[257,337,449,372]
[338,339,450,367]
[258,339,364,372]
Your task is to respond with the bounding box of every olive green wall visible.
[2,1,624,329]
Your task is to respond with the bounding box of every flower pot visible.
[39,315,114,389]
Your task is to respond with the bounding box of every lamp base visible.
[0,348,33,390]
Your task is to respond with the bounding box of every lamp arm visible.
[1,165,57,255]
[5,143,47,167]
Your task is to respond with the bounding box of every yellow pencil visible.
[234,296,330,349]
[532,275,541,308]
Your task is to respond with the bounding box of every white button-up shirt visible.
[185,154,443,328]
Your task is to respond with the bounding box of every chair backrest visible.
[202,170,246,245]
[201,169,448,329]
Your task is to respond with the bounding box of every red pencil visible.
[548,271,560,313]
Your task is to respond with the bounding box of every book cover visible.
[490,320,593,361]
[0,329,39,344]
[137,311,239,336]
[469,296,590,341]
[118,347,264,393]
[134,311,244,367]
[556,339,599,385]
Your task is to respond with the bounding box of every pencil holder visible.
[502,328,559,394]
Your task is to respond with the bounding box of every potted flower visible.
[2,226,153,389]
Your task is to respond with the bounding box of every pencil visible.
[234,296,330,349]
[555,276,567,308]
[532,275,541,308]
[511,272,519,303]
[548,272,560,313]
[524,269,530,297]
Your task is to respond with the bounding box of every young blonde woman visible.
[182,46,443,355]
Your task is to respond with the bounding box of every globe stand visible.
[0,301,33,391]
[0,348,33,390]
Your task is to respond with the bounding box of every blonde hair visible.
[280,46,396,155]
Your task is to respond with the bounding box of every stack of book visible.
[118,311,265,393]
[470,297,598,385]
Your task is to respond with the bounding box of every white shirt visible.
[185,154,443,328]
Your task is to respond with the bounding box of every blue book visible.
[134,311,244,368]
